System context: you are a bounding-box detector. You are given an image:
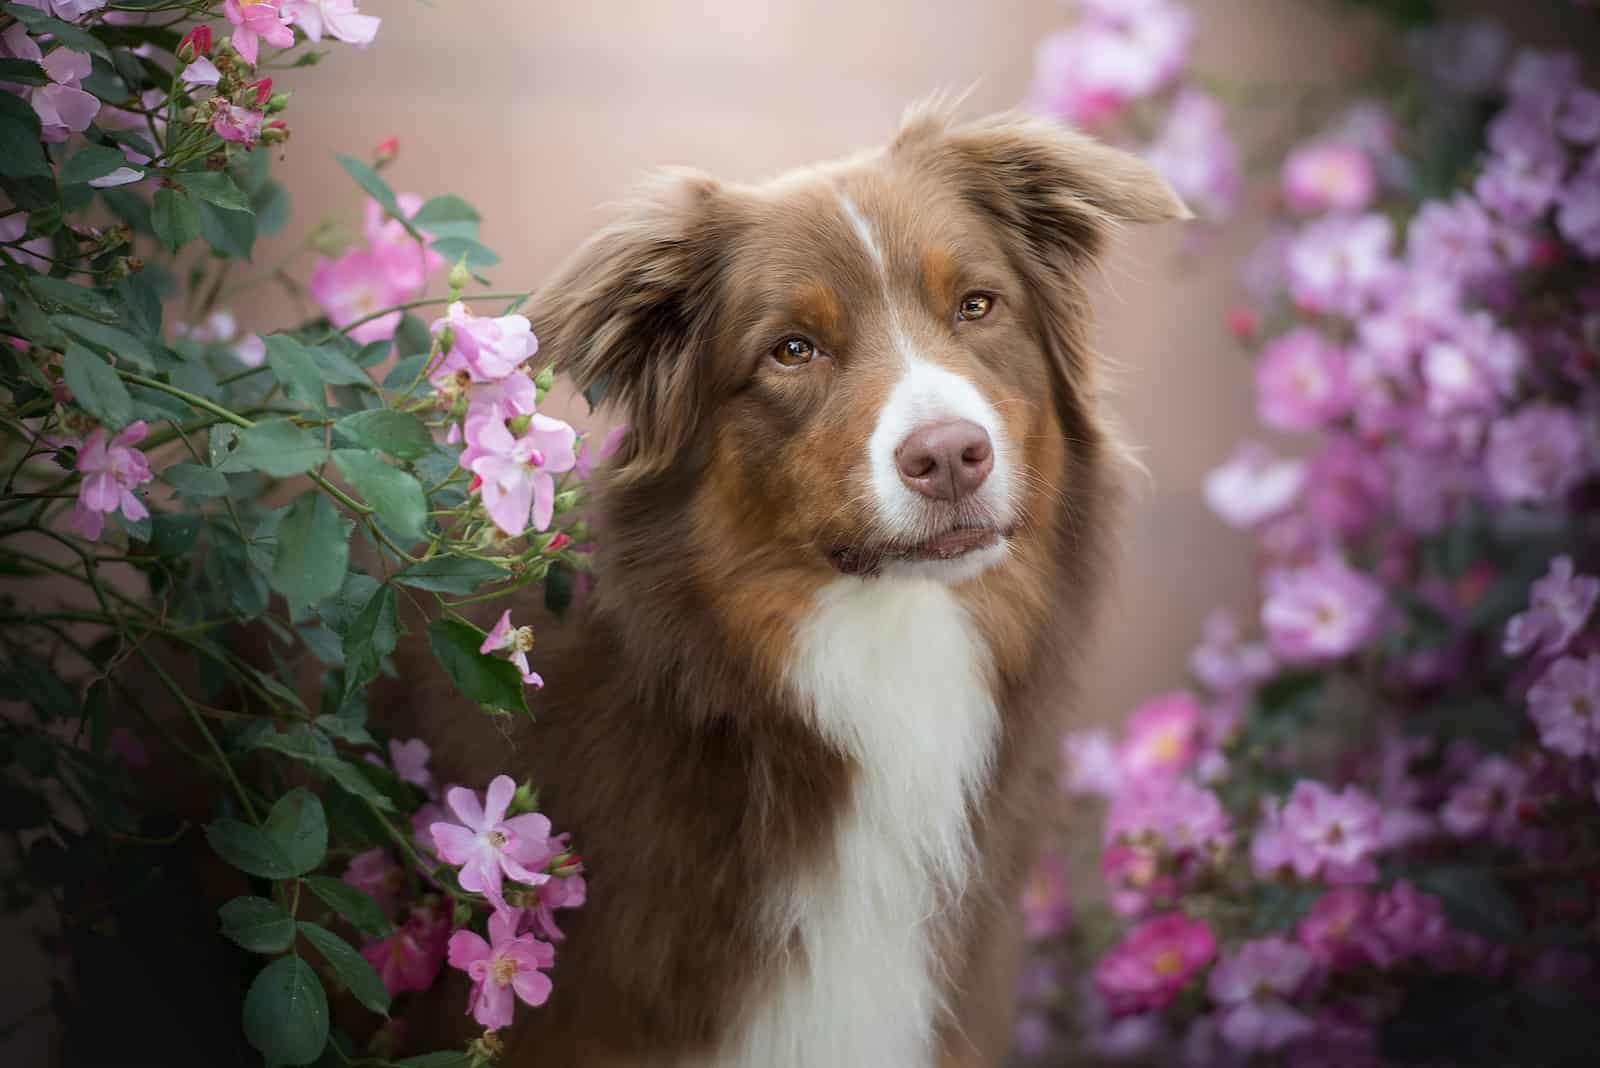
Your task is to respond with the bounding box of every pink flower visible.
[1505,556,1599,658]
[1204,443,1305,529]
[1208,938,1315,1052]
[1118,691,1205,779]
[1287,214,1395,318]
[430,302,539,384]
[31,75,100,145]
[1144,88,1240,220]
[212,103,265,148]
[223,0,295,66]
[1061,728,1122,798]
[1485,404,1590,506]
[1262,557,1385,663]
[573,424,630,481]
[480,609,543,687]
[343,848,404,918]
[282,0,380,47]
[429,776,553,914]
[364,194,442,293]
[1022,848,1073,941]
[1191,610,1276,695]
[1557,152,1600,256]
[517,867,586,943]
[309,246,412,344]
[177,24,213,61]
[1026,0,1192,128]
[1093,913,1215,1017]
[446,908,556,1031]
[463,413,578,537]
[1527,653,1600,759]
[1282,141,1376,214]
[1252,781,1383,885]
[363,900,450,996]
[1440,755,1526,841]
[1296,888,1382,972]
[388,737,432,790]
[234,334,267,368]
[1368,881,1450,968]
[1256,328,1350,433]
[71,423,153,541]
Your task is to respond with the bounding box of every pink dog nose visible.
[895,419,994,501]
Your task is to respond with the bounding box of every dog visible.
[398,99,1188,1066]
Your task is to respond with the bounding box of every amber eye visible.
[958,293,994,321]
[773,336,817,367]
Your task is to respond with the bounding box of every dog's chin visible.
[828,522,1014,585]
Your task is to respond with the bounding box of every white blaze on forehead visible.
[837,191,886,275]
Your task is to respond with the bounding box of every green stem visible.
[133,644,261,825]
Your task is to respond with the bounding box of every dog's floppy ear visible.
[532,168,735,476]
[894,106,1190,265]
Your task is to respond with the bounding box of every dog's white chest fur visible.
[706,576,998,1067]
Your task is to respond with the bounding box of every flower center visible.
[1324,822,1345,845]
[487,830,508,849]
[490,955,517,985]
[512,626,535,653]
[1152,949,1184,978]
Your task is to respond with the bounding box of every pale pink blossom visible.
[1281,141,1376,214]
[1144,88,1240,220]
[1296,888,1382,972]
[1484,404,1590,505]
[1208,939,1316,1052]
[364,193,441,293]
[517,868,586,943]
[212,103,265,148]
[388,737,433,791]
[1504,556,1599,658]
[1191,610,1277,695]
[430,302,539,384]
[1025,1,1192,128]
[1204,443,1305,529]
[363,900,450,996]
[1440,755,1526,840]
[446,908,556,1031]
[1287,214,1395,318]
[180,57,221,88]
[1022,848,1072,941]
[309,246,411,344]
[1262,557,1385,663]
[71,423,153,541]
[282,0,380,47]
[1061,728,1122,798]
[1255,327,1351,432]
[1252,781,1383,885]
[1118,691,1205,779]
[463,413,578,536]
[429,775,553,914]
[234,334,267,368]
[223,0,294,67]
[480,609,543,687]
[1527,653,1600,759]
[342,848,403,918]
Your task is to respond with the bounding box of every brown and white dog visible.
[402,100,1187,1066]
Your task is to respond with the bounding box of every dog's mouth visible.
[828,522,1015,576]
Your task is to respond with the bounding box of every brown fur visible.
[381,103,1185,1065]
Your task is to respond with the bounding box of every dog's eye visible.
[773,336,817,367]
[957,293,994,321]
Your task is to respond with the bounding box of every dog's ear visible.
[893,106,1190,266]
[533,168,735,476]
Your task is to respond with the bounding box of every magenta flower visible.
[1252,781,1383,885]
[71,423,153,541]
[1256,327,1351,432]
[282,0,380,47]
[1105,774,1232,900]
[1440,755,1526,841]
[573,424,630,482]
[1282,141,1376,214]
[518,869,586,943]
[1262,557,1385,663]
[1557,153,1600,256]
[212,103,265,148]
[1505,556,1599,658]
[1093,913,1215,1017]
[342,848,403,919]
[462,413,578,537]
[1485,404,1590,506]
[364,193,442,293]
[1208,938,1316,1052]
[309,246,410,344]
[1024,1,1192,128]
[388,737,433,791]
[446,908,556,1031]
[1368,881,1450,968]
[223,0,294,66]
[430,302,539,384]
[1191,610,1277,695]
[1527,653,1600,759]
[363,900,450,996]
[430,776,553,914]
[1144,88,1240,220]
[1287,213,1395,318]
[479,609,543,687]
[1117,690,1206,779]
[1204,443,1305,529]
[1022,848,1073,941]
[1296,888,1383,972]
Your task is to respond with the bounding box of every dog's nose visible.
[895,420,994,501]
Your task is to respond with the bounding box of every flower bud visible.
[510,779,539,816]
[507,414,532,436]
[265,92,290,114]
[177,25,212,63]
[552,490,580,515]
[373,135,400,166]
[533,365,556,393]
[550,853,583,878]
[545,531,572,554]
[448,258,471,294]
[436,325,455,353]
[564,521,591,544]
[242,77,273,107]
[452,901,473,928]
[259,122,289,146]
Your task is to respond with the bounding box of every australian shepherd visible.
[400,100,1188,1066]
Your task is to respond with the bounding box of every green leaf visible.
[226,419,330,477]
[316,571,380,636]
[341,583,399,696]
[1410,865,1525,943]
[28,276,119,321]
[205,820,294,879]
[430,234,499,270]
[163,462,229,497]
[411,194,481,230]
[297,922,390,1016]
[310,343,374,388]
[61,343,133,430]
[428,619,528,713]
[246,724,395,812]
[331,449,426,542]
[271,492,351,611]
[56,315,154,370]
[0,57,46,86]
[302,876,393,938]
[544,562,575,618]
[61,145,136,186]
[2,4,110,57]
[333,409,434,461]
[0,115,49,178]
[152,187,201,253]
[219,896,297,954]
[177,170,253,212]
[242,957,329,1067]
[336,154,423,240]
[196,199,257,260]
[263,334,327,412]
[264,787,329,875]
[396,557,511,595]
[394,1054,475,1068]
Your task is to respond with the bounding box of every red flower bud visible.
[1225,304,1259,342]
[177,25,212,62]
[468,474,483,494]
[546,532,572,552]
[244,78,273,107]
[373,136,399,165]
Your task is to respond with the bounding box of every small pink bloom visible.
[1209,939,1315,1052]
[1262,557,1385,663]
[1252,781,1384,885]
[234,334,267,368]
[430,302,539,384]
[1144,88,1240,220]
[446,908,556,1031]
[1504,556,1599,658]
[309,246,411,344]
[1191,610,1276,695]
[388,737,433,791]
[480,609,543,687]
[1022,848,1073,940]
[1093,913,1215,1017]
[573,424,630,481]
[223,0,294,67]
[1368,880,1450,968]
[1281,141,1376,214]
[429,775,553,914]
[1118,691,1205,779]
[1256,327,1351,433]
[1440,755,1526,840]
[282,0,381,47]
[342,848,404,918]
[1060,728,1122,798]
[1204,443,1305,529]
[1527,653,1600,759]
[1296,888,1381,971]
[363,900,450,996]
[212,103,265,148]
[177,24,213,61]
[71,423,153,541]
[518,867,586,943]
[463,414,578,537]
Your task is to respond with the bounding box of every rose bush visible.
[0,3,597,1064]
[1020,3,1600,1066]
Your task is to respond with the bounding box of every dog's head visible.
[536,104,1186,619]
